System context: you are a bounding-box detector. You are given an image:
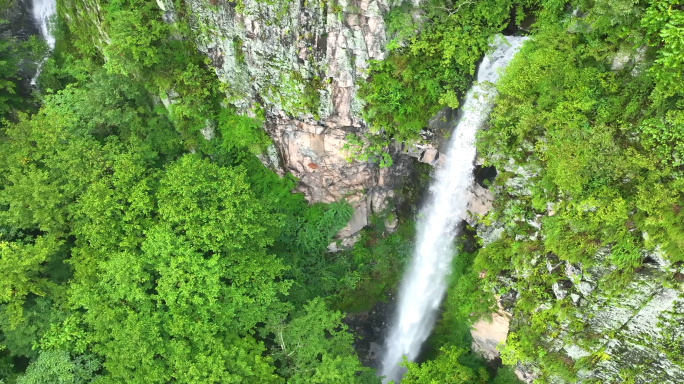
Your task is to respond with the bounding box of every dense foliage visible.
[353,0,684,381]
[470,0,684,381]
[3,0,682,382]
[354,0,536,165]
[0,0,530,381]
[0,0,407,382]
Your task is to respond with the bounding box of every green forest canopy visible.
[1,0,683,383]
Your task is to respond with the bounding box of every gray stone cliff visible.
[176,0,455,240]
[474,157,684,384]
[179,0,411,238]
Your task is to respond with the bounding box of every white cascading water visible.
[380,35,527,383]
[31,0,56,49]
[30,0,57,85]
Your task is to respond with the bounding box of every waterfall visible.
[31,0,56,49]
[380,35,527,383]
[30,0,57,85]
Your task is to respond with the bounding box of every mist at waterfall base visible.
[30,0,57,85]
[379,35,527,383]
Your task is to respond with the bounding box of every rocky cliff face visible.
[176,0,440,240]
[473,157,684,384]
[1,0,41,40]
[63,0,447,240]
[182,0,389,118]
[180,0,395,228]
[505,250,684,384]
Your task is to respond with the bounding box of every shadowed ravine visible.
[380,35,527,383]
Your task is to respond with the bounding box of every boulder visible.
[471,311,510,361]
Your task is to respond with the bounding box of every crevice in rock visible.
[474,165,497,188]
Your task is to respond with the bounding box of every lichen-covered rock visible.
[578,286,684,384]
[401,107,457,166]
[513,244,684,383]
[514,362,539,384]
[61,0,111,50]
[182,0,391,148]
[476,153,684,383]
[1,0,40,41]
[181,0,420,239]
[498,243,684,383]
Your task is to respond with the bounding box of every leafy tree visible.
[266,298,372,383]
[0,237,61,327]
[273,201,355,305]
[64,155,288,383]
[16,350,100,384]
[399,347,486,384]
[0,0,388,382]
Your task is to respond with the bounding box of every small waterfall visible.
[380,35,527,383]
[31,0,56,49]
[30,0,57,85]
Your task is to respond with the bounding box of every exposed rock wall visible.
[475,157,684,384]
[181,0,468,242]
[507,251,684,384]
[60,0,111,51]
[182,0,412,239]
[184,0,392,119]
[262,113,413,236]
[470,298,510,361]
[1,0,42,95]
[1,0,41,40]
[64,0,435,240]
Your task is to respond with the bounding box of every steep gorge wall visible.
[473,151,684,384]
[163,0,421,238]
[61,0,451,239]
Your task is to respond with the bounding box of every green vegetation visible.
[334,216,415,312]
[0,1,386,382]
[351,0,684,381]
[409,239,523,384]
[356,0,536,160]
[0,28,45,124]
[400,342,520,384]
[401,346,489,384]
[2,0,683,382]
[468,0,684,381]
